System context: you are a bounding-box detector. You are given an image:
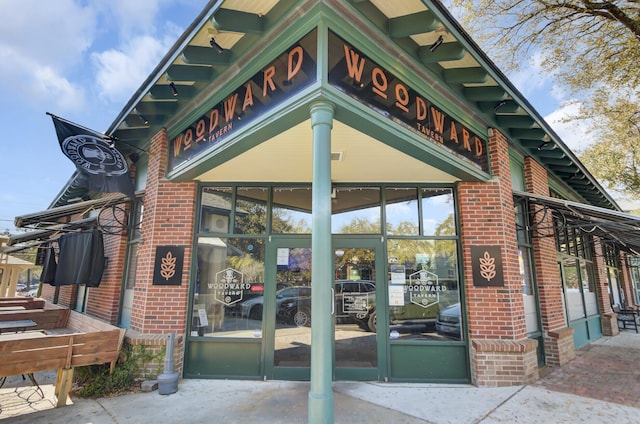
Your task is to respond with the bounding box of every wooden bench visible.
[0,303,69,331]
[0,308,126,407]
[0,298,46,309]
[0,319,37,333]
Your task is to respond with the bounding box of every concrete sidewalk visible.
[2,331,639,423]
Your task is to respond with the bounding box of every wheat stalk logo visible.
[479,251,496,281]
[160,251,177,280]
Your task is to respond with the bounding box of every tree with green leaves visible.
[445,1,640,200]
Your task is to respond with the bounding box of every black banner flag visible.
[50,114,136,200]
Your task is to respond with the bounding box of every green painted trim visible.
[389,343,470,382]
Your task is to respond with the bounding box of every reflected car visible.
[238,286,311,320]
[278,280,375,327]
[435,303,461,338]
[365,283,450,333]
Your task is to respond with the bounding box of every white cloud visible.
[544,102,595,153]
[0,0,97,111]
[92,34,175,105]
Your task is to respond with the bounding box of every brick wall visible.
[85,207,130,324]
[459,128,533,385]
[592,238,620,336]
[127,128,197,374]
[522,157,576,364]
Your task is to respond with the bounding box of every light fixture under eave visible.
[169,82,178,97]
[537,141,553,151]
[494,100,507,111]
[210,37,224,54]
[429,35,444,52]
[138,113,149,126]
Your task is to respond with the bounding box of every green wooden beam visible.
[463,86,507,101]
[125,112,164,128]
[112,127,151,141]
[134,102,179,115]
[166,64,214,82]
[535,157,575,167]
[212,9,264,34]
[418,42,465,63]
[182,46,232,66]
[510,128,547,140]
[149,83,196,100]
[389,11,439,38]
[535,148,567,159]
[443,67,488,84]
[496,115,536,129]
[478,100,520,114]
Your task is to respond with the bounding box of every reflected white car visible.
[238,286,311,320]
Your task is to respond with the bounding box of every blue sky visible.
[0,0,595,234]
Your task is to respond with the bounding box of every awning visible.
[6,217,98,251]
[513,191,640,256]
[14,190,143,229]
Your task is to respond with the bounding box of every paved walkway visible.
[1,330,638,423]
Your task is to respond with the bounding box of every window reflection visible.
[234,187,268,234]
[192,237,265,337]
[385,188,418,236]
[272,186,312,233]
[332,187,381,234]
[200,187,232,233]
[561,257,585,321]
[273,247,312,368]
[421,188,455,236]
[387,239,461,340]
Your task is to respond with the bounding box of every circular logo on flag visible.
[61,135,128,176]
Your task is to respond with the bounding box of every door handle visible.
[331,288,335,315]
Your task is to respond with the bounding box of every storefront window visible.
[332,187,381,234]
[421,188,455,236]
[271,186,312,233]
[561,257,584,321]
[200,187,232,233]
[234,187,268,234]
[192,237,265,337]
[387,239,460,341]
[580,261,598,316]
[385,188,418,236]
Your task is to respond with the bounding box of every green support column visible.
[308,101,335,424]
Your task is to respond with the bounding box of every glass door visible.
[266,239,313,380]
[333,238,384,381]
[265,238,384,381]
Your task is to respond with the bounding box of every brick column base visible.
[470,338,539,386]
[601,313,620,336]
[124,330,184,380]
[544,327,576,367]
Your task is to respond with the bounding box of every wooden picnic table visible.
[0,319,37,334]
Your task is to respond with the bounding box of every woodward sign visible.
[169,29,488,173]
[328,31,488,172]
[169,30,318,171]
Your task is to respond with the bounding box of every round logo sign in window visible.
[61,135,128,176]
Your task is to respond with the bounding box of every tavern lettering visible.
[342,43,485,160]
[171,45,305,158]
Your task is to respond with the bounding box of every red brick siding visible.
[523,158,566,332]
[458,129,526,341]
[129,128,197,334]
